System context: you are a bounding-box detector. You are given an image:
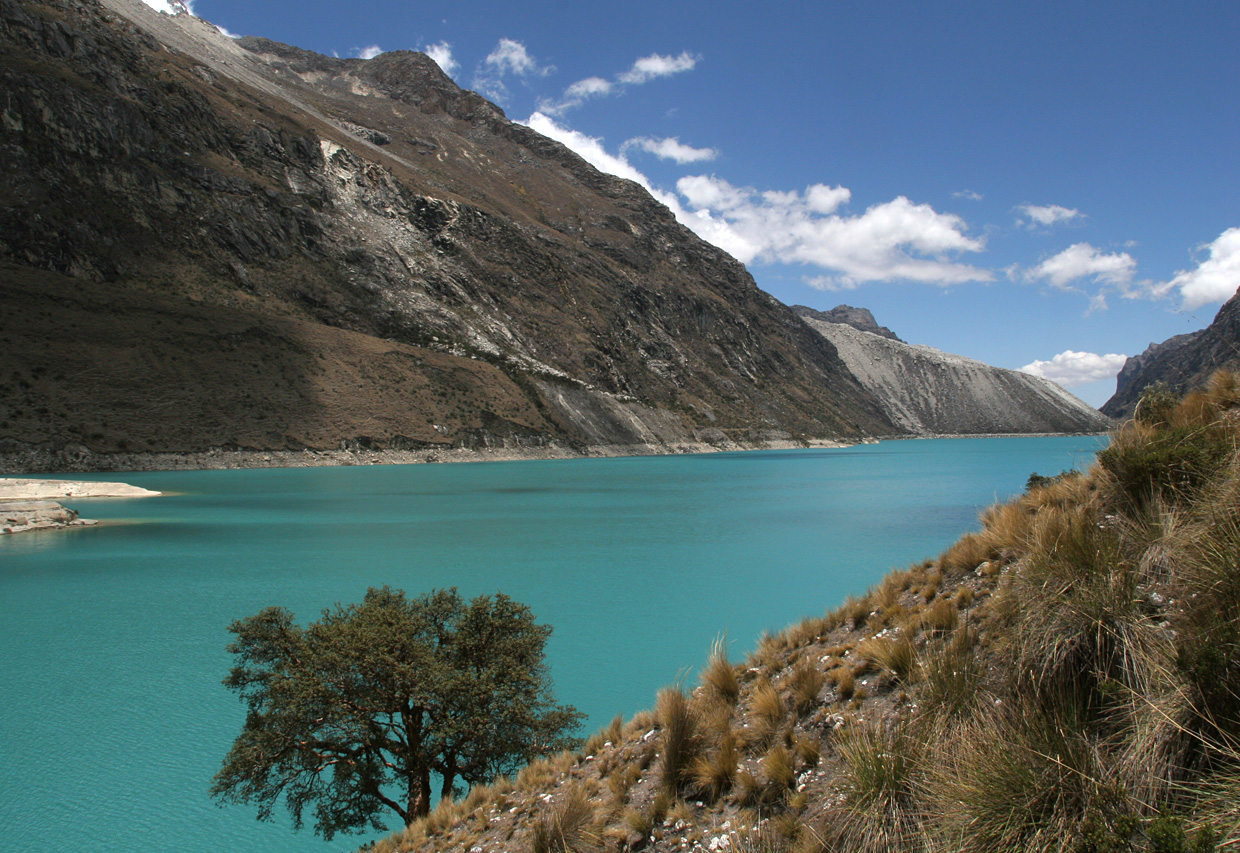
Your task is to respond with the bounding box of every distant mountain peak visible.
[792,304,903,342]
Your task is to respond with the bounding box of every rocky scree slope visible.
[793,306,1110,435]
[0,0,894,470]
[1101,290,1240,418]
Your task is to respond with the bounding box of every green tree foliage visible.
[210,586,583,840]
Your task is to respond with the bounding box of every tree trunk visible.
[402,705,432,818]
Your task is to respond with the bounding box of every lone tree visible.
[211,586,583,840]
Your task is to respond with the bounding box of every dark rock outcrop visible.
[1101,293,1240,417]
[793,304,903,341]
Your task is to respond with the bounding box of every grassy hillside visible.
[366,371,1240,853]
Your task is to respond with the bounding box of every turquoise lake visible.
[0,436,1103,852]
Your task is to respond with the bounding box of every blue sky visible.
[158,0,1239,407]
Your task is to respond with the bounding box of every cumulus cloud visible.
[953,189,984,201]
[540,51,698,115]
[473,39,553,104]
[524,113,991,286]
[1022,243,1136,290]
[1016,203,1085,228]
[355,45,383,60]
[1020,351,1128,387]
[622,136,717,164]
[617,51,698,84]
[484,38,551,77]
[423,41,458,75]
[1165,227,1240,309]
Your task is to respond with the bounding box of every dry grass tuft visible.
[701,635,741,705]
[828,665,856,701]
[657,686,704,794]
[531,785,605,853]
[786,657,826,715]
[749,676,787,746]
[854,633,920,684]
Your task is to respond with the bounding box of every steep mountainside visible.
[0,0,895,470]
[793,307,1110,435]
[1101,291,1240,417]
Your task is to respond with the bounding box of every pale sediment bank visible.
[0,478,160,535]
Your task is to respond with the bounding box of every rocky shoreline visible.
[0,479,161,535]
[0,438,858,475]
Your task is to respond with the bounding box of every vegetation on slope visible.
[367,372,1240,853]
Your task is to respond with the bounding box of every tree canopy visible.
[210,586,583,840]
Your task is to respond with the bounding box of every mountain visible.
[1101,290,1240,418]
[793,304,902,341]
[0,0,895,470]
[793,306,1110,435]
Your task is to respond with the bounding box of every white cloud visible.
[1020,351,1128,387]
[953,189,984,201]
[355,45,383,60]
[541,51,698,115]
[525,112,663,191]
[475,39,554,104]
[423,41,458,75]
[1166,227,1240,309]
[214,23,241,38]
[524,115,990,286]
[617,51,698,84]
[1023,243,1136,290]
[566,77,613,99]
[1017,203,1085,228]
[484,38,551,77]
[622,136,717,164]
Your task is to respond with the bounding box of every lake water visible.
[0,436,1103,852]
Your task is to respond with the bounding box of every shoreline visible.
[0,432,1106,476]
[0,478,161,536]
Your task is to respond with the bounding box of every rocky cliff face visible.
[1101,293,1240,417]
[0,0,896,468]
[796,310,1110,435]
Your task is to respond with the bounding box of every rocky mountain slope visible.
[0,0,896,471]
[793,306,1110,435]
[1101,290,1240,418]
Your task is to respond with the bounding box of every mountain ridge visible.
[793,307,1110,435]
[1101,291,1240,417]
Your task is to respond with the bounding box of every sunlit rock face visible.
[794,307,1111,435]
